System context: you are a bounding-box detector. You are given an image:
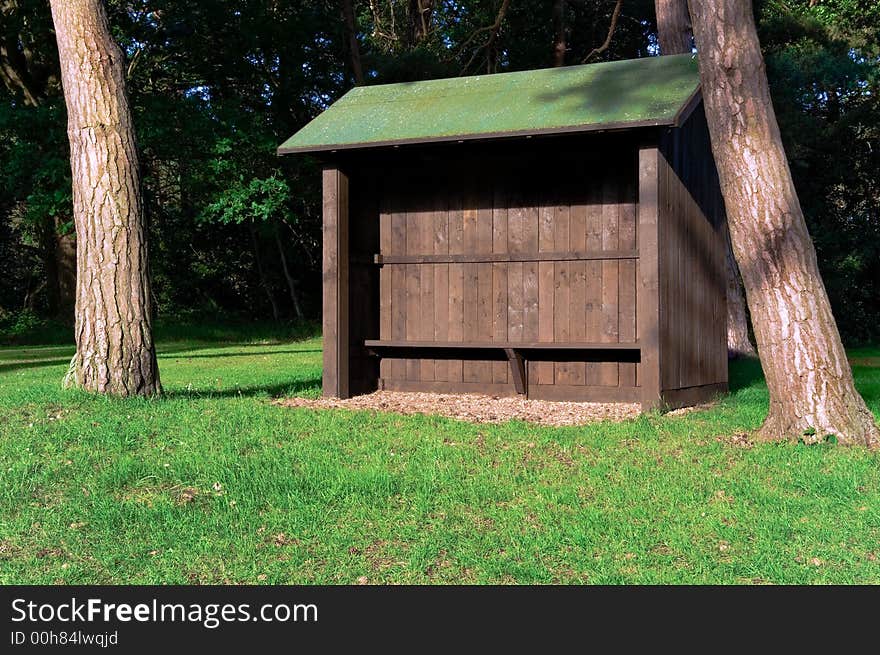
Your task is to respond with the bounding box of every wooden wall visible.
[370,149,641,401]
[657,104,728,405]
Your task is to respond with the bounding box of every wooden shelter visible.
[279,54,728,411]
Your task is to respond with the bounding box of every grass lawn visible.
[1,329,878,584]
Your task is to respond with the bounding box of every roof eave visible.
[672,85,703,128]
[277,117,681,156]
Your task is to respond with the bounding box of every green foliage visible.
[0,0,877,340]
[758,0,880,343]
[0,309,45,338]
[0,334,878,584]
[202,176,291,225]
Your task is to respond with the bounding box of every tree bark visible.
[722,224,755,358]
[50,0,161,396]
[688,0,878,447]
[656,0,756,358]
[407,0,434,46]
[552,0,566,67]
[341,0,365,85]
[655,0,692,54]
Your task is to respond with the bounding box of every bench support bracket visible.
[504,348,528,396]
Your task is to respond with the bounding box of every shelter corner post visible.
[322,166,350,398]
[638,146,662,411]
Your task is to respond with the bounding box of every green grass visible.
[1,331,878,584]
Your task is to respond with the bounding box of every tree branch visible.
[582,0,623,63]
[459,0,511,75]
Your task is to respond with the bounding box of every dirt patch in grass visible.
[277,391,641,426]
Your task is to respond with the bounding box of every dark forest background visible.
[1,0,877,342]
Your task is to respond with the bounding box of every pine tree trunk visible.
[656,0,756,358]
[688,0,878,447]
[50,0,161,396]
[39,216,76,324]
[341,0,365,85]
[722,224,755,358]
[39,214,61,318]
[656,0,692,54]
[552,0,566,67]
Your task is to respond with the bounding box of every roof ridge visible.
[346,53,697,94]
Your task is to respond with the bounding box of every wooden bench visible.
[363,340,641,395]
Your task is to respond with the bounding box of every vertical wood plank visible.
[476,189,494,384]
[433,193,449,382]
[675,137,687,389]
[390,192,407,381]
[537,200,555,385]
[553,202,571,384]
[600,174,620,386]
[618,177,637,387]
[522,197,540,388]
[419,199,435,382]
[322,167,349,398]
[379,194,392,382]
[569,190,587,386]
[447,191,464,382]
[462,185,479,382]
[659,145,674,392]
[507,190,525,344]
[405,202,421,381]
[671,134,682,389]
[638,147,661,410]
[492,185,509,384]
[584,180,603,386]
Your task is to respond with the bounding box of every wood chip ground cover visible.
[278,391,641,426]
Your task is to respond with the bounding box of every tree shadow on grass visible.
[157,349,321,360]
[161,377,322,400]
[727,355,879,405]
[0,343,321,374]
[0,357,73,374]
[728,356,765,393]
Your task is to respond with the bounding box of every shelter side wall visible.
[657,104,728,400]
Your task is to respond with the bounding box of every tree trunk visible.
[50,0,161,396]
[656,0,692,54]
[274,225,305,321]
[36,215,75,323]
[688,0,878,447]
[250,222,280,321]
[656,0,756,358]
[38,214,61,317]
[341,0,365,85]
[407,0,434,46]
[552,0,566,67]
[55,226,77,321]
[722,225,755,358]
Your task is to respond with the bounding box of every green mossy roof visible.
[278,54,700,154]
